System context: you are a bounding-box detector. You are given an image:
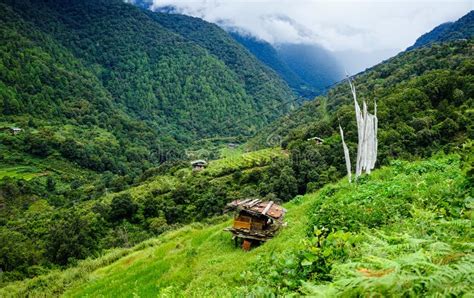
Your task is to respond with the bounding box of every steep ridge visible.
[148,13,296,113]
[229,32,319,98]
[408,10,473,50]
[229,32,344,98]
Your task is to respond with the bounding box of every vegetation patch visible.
[1,154,471,296]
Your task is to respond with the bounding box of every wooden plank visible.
[245,199,260,207]
[233,221,251,229]
[251,222,263,231]
[239,198,252,205]
[261,201,274,216]
[247,199,261,208]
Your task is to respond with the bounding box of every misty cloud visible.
[150,0,471,50]
[149,0,471,72]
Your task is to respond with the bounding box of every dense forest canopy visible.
[0,0,295,175]
[1,37,472,283]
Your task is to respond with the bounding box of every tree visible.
[46,177,56,192]
[109,194,138,222]
[0,228,38,272]
[46,210,105,266]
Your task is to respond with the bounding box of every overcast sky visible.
[149,0,472,71]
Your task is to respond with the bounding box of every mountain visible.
[0,0,295,175]
[408,10,473,50]
[129,3,344,99]
[146,13,295,112]
[229,32,344,98]
[0,0,298,282]
[275,43,344,94]
[1,35,471,288]
[229,32,319,98]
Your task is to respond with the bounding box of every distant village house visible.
[10,127,22,135]
[191,160,207,171]
[1,127,22,135]
[307,136,324,145]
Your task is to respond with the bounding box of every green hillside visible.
[0,0,298,279]
[150,13,295,112]
[1,152,471,296]
[0,0,295,176]
[0,147,292,283]
[248,39,473,194]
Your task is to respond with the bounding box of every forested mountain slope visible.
[229,32,344,98]
[131,2,343,99]
[0,0,294,175]
[247,39,473,194]
[0,0,297,282]
[1,152,471,296]
[229,32,319,98]
[148,14,295,111]
[408,10,473,50]
[275,43,344,94]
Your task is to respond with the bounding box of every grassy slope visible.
[93,147,283,205]
[62,198,309,297]
[1,152,471,297]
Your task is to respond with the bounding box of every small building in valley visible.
[10,127,22,135]
[307,136,324,145]
[224,199,286,250]
[191,159,207,171]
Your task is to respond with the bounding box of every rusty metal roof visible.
[226,199,286,220]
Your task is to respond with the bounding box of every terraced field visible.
[0,165,44,180]
[204,148,284,177]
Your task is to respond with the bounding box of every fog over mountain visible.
[148,0,472,73]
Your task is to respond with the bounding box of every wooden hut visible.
[224,199,286,250]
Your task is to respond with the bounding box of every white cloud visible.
[150,0,472,52]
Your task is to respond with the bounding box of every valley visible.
[0,0,472,296]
